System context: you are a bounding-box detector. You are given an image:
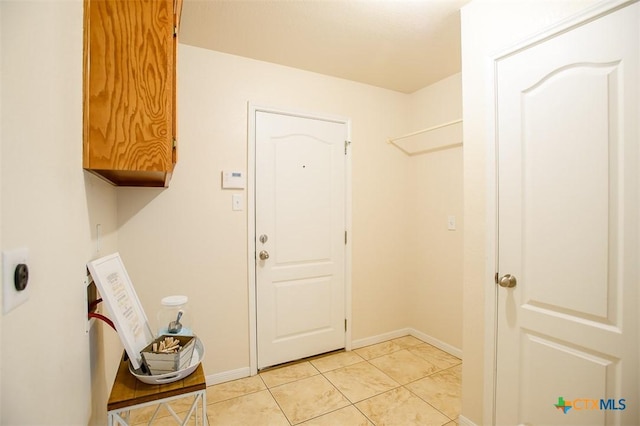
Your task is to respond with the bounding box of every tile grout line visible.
[401,383,457,423]
[400,363,463,423]
[319,366,372,425]
[338,340,461,425]
[204,336,461,425]
[260,372,295,426]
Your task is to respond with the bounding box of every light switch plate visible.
[232,193,244,211]
[3,248,30,314]
[447,215,456,231]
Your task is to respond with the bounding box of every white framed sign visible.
[87,252,154,369]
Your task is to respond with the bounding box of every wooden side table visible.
[107,353,207,425]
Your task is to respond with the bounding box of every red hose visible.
[88,312,117,331]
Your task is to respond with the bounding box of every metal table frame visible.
[108,390,207,426]
[107,353,207,425]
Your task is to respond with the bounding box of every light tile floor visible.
[128,335,462,426]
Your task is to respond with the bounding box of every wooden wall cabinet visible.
[83,0,182,187]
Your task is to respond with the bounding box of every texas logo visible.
[554,397,572,414]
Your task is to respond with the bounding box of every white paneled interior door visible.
[494,2,638,425]
[254,109,349,370]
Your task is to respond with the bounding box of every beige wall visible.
[460,0,601,424]
[117,45,464,380]
[0,0,119,424]
[406,74,463,351]
[117,45,412,375]
[1,2,463,421]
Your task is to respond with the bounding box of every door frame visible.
[483,1,636,424]
[247,103,353,375]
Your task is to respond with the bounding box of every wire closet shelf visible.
[387,118,462,156]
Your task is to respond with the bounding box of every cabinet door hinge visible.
[344,140,351,155]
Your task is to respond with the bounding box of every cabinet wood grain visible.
[83,0,180,187]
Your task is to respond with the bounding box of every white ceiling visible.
[179,0,470,94]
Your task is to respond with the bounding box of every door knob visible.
[498,274,517,288]
[259,250,270,260]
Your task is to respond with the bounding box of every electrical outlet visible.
[3,248,30,314]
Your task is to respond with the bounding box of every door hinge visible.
[344,140,351,155]
[174,26,178,37]
[344,319,347,331]
[345,230,347,245]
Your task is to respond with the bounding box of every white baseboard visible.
[206,328,462,387]
[352,327,462,359]
[458,414,478,426]
[205,366,252,386]
[408,329,463,359]
[351,328,412,349]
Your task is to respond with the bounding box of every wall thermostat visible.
[221,170,245,189]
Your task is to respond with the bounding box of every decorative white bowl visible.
[129,337,205,385]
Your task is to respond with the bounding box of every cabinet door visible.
[173,0,183,166]
[83,0,176,187]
